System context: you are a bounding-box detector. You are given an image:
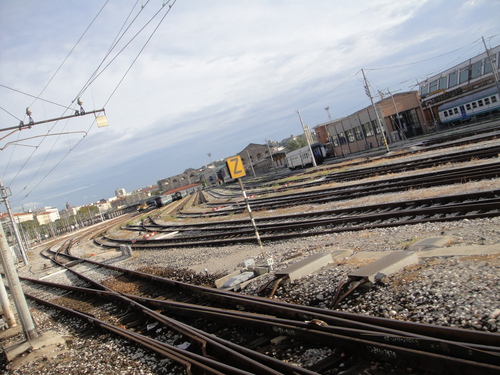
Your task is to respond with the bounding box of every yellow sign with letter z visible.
[226,155,246,179]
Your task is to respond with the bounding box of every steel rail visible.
[21,270,500,375]
[190,161,500,216]
[37,249,500,350]
[136,192,500,235]
[96,199,500,249]
[211,144,500,200]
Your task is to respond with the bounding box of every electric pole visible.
[0,222,38,340]
[361,69,390,152]
[296,109,317,167]
[0,179,28,266]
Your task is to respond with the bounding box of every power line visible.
[28,0,111,110]
[8,1,177,204]
[77,0,174,103]
[103,0,176,108]
[0,84,74,112]
[2,2,112,190]
[297,70,361,110]
[365,37,483,72]
[0,106,22,122]
[74,0,148,102]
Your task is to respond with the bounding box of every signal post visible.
[226,156,273,268]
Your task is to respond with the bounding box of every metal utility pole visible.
[0,221,38,340]
[265,139,277,174]
[0,179,28,266]
[246,150,256,177]
[296,109,317,167]
[361,69,390,152]
[387,88,408,141]
[0,273,17,328]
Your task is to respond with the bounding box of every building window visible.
[332,134,339,147]
[354,126,364,140]
[453,108,459,114]
[492,96,498,103]
[429,80,438,92]
[373,120,381,134]
[420,84,429,96]
[478,99,484,107]
[346,129,355,142]
[485,97,490,105]
[449,72,458,87]
[485,58,493,74]
[363,123,374,136]
[439,76,447,90]
[472,102,477,109]
[470,61,482,79]
[459,68,469,84]
[466,104,471,110]
[338,132,347,145]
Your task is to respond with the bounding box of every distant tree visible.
[285,135,307,151]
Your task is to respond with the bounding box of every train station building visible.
[314,43,500,158]
[314,90,426,157]
[418,43,500,130]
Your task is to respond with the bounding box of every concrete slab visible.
[275,250,351,282]
[349,250,419,283]
[418,244,500,258]
[215,270,241,289]
[352,251,397,260]
[408,236,454,251]
[3,330,66,362]
[222,272,255,289]
[0,324,22,341]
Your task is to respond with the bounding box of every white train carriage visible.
[438,86,500,124]
[286,146,313,169]
[285,143,327,170]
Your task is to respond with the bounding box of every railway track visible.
[198,161,500,217]
[17,245,500,375]
[214,141,500,198]
[7,129,499,374]
[95,190,500,249]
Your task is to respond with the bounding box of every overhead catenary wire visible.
[75,0,173,103]
[0,84,75,116]
[102,0,176,108]
[27,0,111,111]
[6,0,170,193]
[2,1,113,188]
[73,0,149,103]
[11,1,177,203]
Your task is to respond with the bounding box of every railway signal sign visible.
[226,155,246,179]
[225,155,271,264]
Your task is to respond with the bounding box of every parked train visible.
[172,190,188,201]
[438,86,500,124]
[286,143,328,170]
[154,194,173,207]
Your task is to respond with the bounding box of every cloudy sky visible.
[1,0,499,211]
